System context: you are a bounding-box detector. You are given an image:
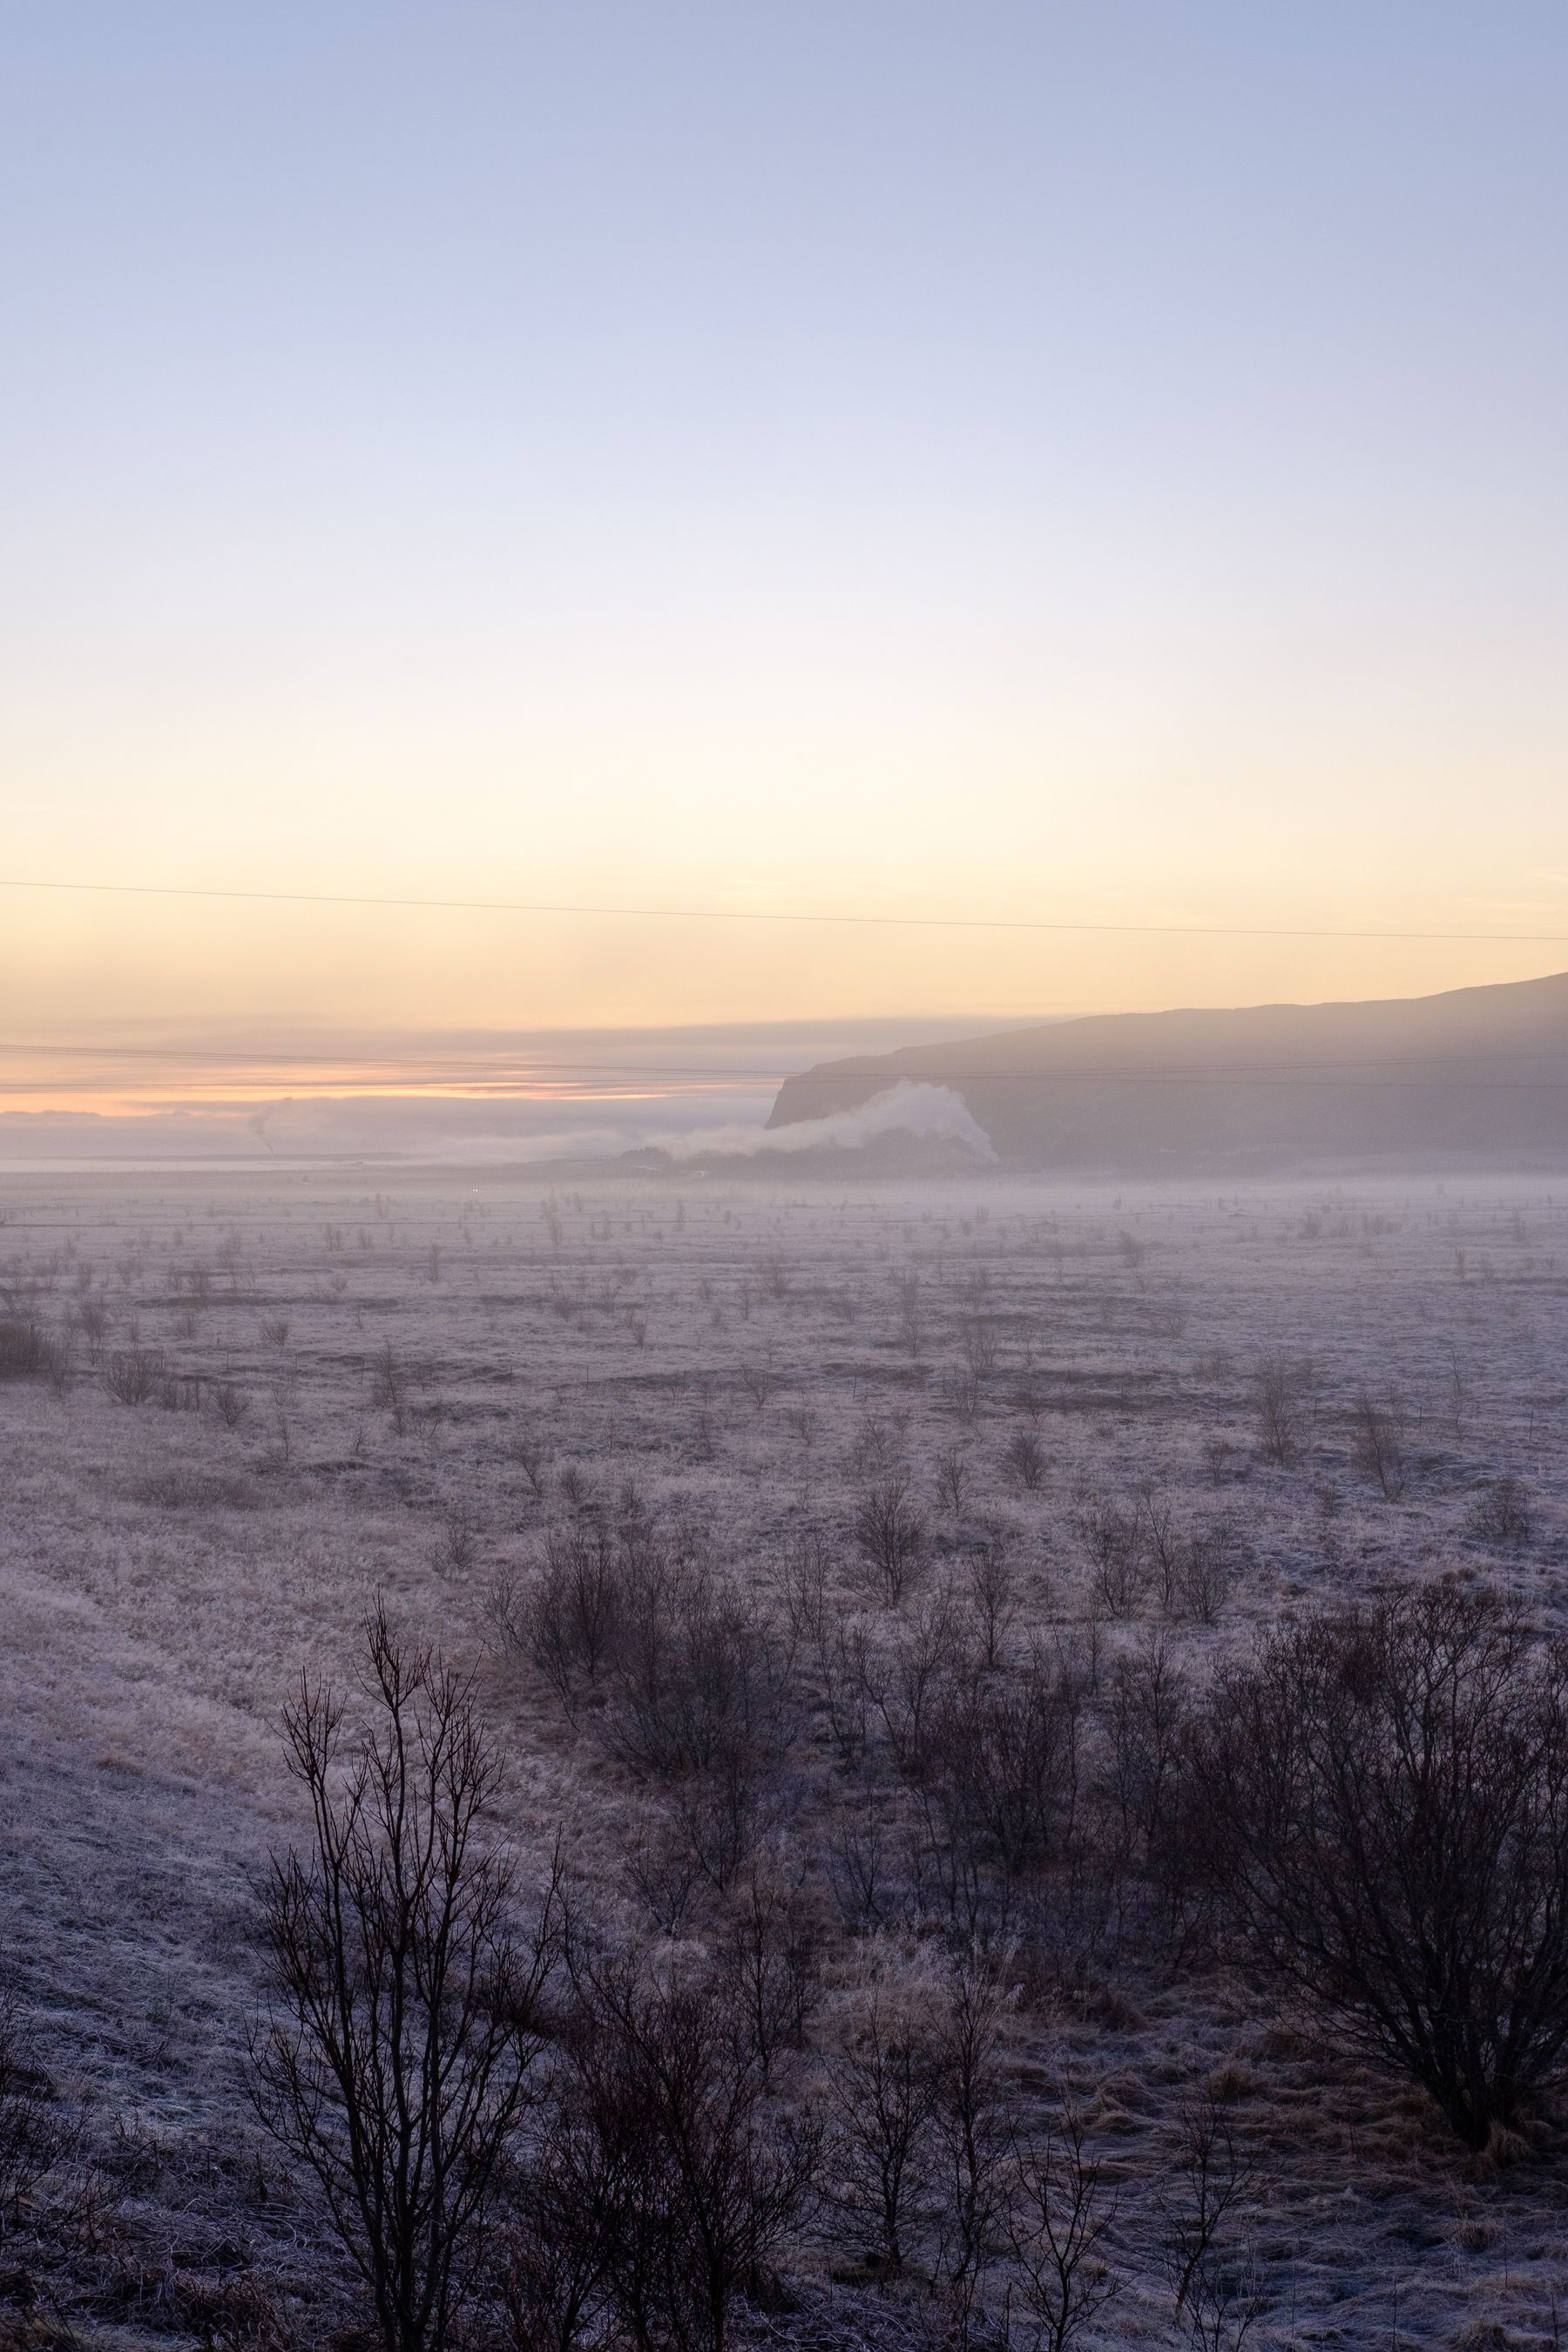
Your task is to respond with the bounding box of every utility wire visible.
[7,1039,1568,1087]
[4,875,1568,947]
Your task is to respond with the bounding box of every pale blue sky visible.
[4,3,1568,1058]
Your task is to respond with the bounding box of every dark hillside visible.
[767,970,1568,1169]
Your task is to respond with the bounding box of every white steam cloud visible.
[650,1081,997,1163]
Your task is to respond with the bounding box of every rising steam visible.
[651,1081,997,1163]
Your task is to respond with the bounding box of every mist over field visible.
[6,1159,1568,2352]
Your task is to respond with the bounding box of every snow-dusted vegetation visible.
[3,1166,1568,2350]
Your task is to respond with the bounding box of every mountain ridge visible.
[765,970,1568,1170]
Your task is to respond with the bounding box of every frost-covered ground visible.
[3,1165,1568,2349]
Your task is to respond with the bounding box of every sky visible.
[3,3,1568,1140]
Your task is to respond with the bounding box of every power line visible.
[6,1038,1568,1087]
[4,875,1568,947]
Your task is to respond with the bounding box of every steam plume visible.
[652,1081,996,1162]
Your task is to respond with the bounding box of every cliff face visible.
[766,970,1568,1170]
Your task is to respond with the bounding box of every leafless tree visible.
[1252,1355,1309,1469]
[559,1950,818,2352]
[1137,1487,1180,1612]
[959,1315,1001,1381]
[1104,1634,1188,1880]
[250,1604,560,2351]
[930,1956,1015,2320]
[510,1428,551,1501]
[1005,2103,1118,2352]
[853,1477,926,1607]
[1350,1390,1407,1500]
[825,1977,939,2272]
[1469,1475,1533,1545]
[1078,1503,1150,1621]
[1005,1429,1047,1493]
[1158,2097,1261,2352]
[493,2101,612,2352]
[1175,1521,1242,1626]
[491,1523,631,1712]
[936,1447,972,1519]
[738,1363,780,1412]
[1195,1585,1568,2146]
[369,1342,411,1434]
[917,1653,1082,1885]
[211,1378,251,1430]
[964,1539,1018,1673]
[712,1859,822,2083]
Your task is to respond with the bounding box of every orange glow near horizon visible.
[7,13,1568,1114]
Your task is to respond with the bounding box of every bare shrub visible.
[78,1297,110,1358]
[959,1315,1001,1381]
[965,1539,1018,1672]
[916,1652,1083,1885]
[825,1972,940,2272]
[816,1617,874,1774]
[1174,1519,1246,1626]
[490,1524,629,1710]
[780,1533,834,1648]
[862,1585,962,1776]
[510,1429,551,1500]
[1004,1429,1047,1493]
[853,1476,926,1606]
[1350,1390,1408,1500]
[622,1817,707,1937]
[1158,2096,1261,2351]
[250,1605,559,2351]
[1195,1585,1568,2146]
[433,1509,478,1578]
[0,1985,78,2236]
[1104,1634,1188,1879]
[492,2106,610,2352]
[553,1947,818,2352]
[936,1447,971,1518]
[211,1379,251,1430]
[369,1342,412,1433]
[1468,1475,1533,1546]
[259,1315,291,1348]
[929,1957,1015,2318]
[102,1344,165,1405]
[1138,1488,1180,1611]
[738,1362,780,1411]
[713,1858,823,2082]
[1078,1503,1150,1620]
[659,1748,794,1898]
[1006,2104,1119,2352]
[1252,1353,1310,1468]
[0,1319,51,1383]
[502,1522,793,1887]
[598,1558,788,1788]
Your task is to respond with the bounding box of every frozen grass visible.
[2,1165,1568,2347]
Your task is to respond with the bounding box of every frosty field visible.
[3,1165,1568,2351]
